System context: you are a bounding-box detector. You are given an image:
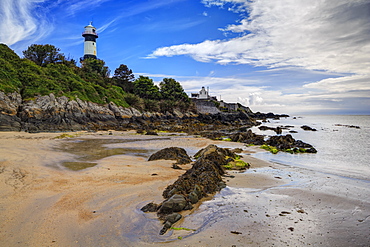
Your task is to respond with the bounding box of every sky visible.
[0,0,369,115]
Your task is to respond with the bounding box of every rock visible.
[188,191,199,204]
[0,92,22,131]
[335,124,360,129]
[145,130,158,135]
[301,125,317,131]
[141,202,159,212]
[159,213,183,235]
[158,194,189,215]
[142,145,249,235]
[166,213,182,224]
[230,130,264,145]
[266,134,317,153]
[148,147,192,165]
[172,164,182,169]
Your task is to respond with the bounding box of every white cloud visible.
[150,0,370,75]
[303,74,370,93]
[147,0,370,114]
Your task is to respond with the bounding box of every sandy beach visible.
[0,131,369,247]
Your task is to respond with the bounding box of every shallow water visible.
[54,138,163,170]
[251,115,370,181]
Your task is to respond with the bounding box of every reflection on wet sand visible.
[56,138,162,170]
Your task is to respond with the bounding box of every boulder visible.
[158,194,190,215]
[148,147,191,165]
[230,130,265,145]
[141,202,159,212]
[160,213,182,235]
[266,134,317,153]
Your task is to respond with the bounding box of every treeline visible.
[0,44,193,112]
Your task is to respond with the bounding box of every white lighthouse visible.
[82,22,98,60]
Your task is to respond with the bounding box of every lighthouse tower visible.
[82,22,98,60]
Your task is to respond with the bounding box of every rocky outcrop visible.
[230,129,265,145]
[0,92,263,133]
[141,145,240,235]
[0,92,22,131]
[266,134,317,153]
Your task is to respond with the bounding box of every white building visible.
[192,87,216,100]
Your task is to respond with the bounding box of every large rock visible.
[148,147,192,165]
[266,134,317,153]
[0,92,22,131]
[230,130,265,145]
[157,194,190,214]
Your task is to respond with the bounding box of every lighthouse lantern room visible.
[82,22,98,60]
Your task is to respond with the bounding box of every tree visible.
[81,58,110,78]
[112,64,135,93]
[159,78,189,102]
[133,76,161,100]
[22,44,65,67]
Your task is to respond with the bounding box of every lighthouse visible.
[82,22,98,60]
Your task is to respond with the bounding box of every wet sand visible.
[0,131,369,246]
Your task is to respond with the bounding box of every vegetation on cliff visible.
[0,44,192,112]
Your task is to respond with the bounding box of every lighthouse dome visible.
[82,22,98,37]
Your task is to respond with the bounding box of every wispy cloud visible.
[0,0,52,46]
[64,0,112,16]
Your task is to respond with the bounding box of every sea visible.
[250,115,370,182]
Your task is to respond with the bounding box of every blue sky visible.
[1,0,369,114]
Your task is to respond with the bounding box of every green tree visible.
[81,58,110,78]
[124,93,144,110]
[159,78,189,102]
[133,76,161,100]
[112,64,135,93]
[22,44,65,67]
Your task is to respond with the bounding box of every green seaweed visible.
[261,144,279,154]
[54,133,79,139]
[171,227,196,231]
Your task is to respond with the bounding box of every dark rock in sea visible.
[266,134,317,153]
[334,124,360,129]
[250,111,289,119]
[258,126,283,134]
[148,147,192,165]
[301,125,317,131]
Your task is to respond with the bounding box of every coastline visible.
[0,131,369,246]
